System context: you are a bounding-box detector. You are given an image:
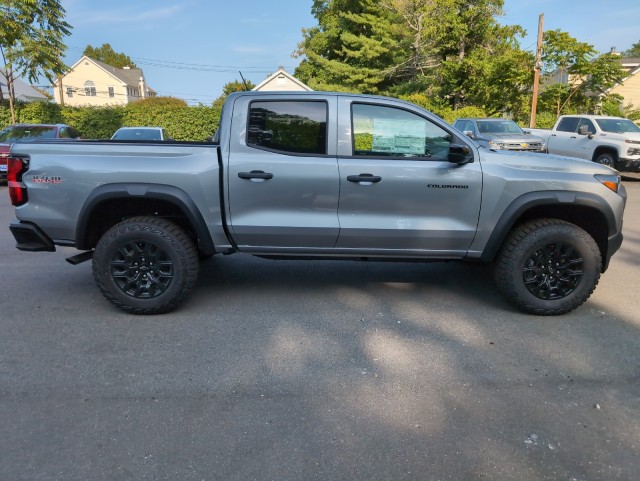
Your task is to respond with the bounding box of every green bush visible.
[62,106,125,139]
[0,98,222,140]
[532,111,557,129]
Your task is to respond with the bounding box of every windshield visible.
[476,120,524,135]
[112,128,162,141]
[595,118,640,133]
[0,126,57,142]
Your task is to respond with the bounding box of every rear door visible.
[548,117,581,157]
[226,95,340,248]
[335,98,483,255]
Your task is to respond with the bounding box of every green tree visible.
[623,40,640,58]
[295,0,532,115]
[294,0,405,93]
[0,0,71,122]
[83,43,136,68]
[539,30,627,116]
[213,79,256,108]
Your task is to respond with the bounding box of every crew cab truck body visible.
[7,91,627,316]
[529,115,640,172]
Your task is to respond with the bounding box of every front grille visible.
[504,142,544,151]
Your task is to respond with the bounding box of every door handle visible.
[238,170,273,180]
[570,136,577,139]
[347,173,382,184]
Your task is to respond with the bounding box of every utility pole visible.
[530,13,544,128]
[58,76,65,106]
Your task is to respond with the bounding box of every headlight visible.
[488,140,504,150]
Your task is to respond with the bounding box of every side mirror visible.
[463,130,476,140]
[578,125,590,136]
[448,144,473,164]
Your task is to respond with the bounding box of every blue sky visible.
[57,0,640,105]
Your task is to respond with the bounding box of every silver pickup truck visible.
[453,118,546,153]
[7,91,627,316]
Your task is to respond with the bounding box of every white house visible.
[252,67,313,92]
[53,56,156,106]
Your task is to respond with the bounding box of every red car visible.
[0,124,81,182]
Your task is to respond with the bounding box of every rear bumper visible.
[10,221,56,252]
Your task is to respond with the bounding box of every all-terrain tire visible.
[493,219,601,315]
[93,216,199,315]
[595,152,617,169]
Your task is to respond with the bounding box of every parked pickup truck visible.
[7,92,627,316]
[529,115,640,172]
[453,118,546,153]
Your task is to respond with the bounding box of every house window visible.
[84,81,96,97]
[108,87,114,98]
[66,87,73,98]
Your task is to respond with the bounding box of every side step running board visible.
[66,250,94,265]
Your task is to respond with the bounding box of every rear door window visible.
[247,101,328,155]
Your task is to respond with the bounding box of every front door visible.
[335,100,483,255]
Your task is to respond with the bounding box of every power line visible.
[65,45,295,72]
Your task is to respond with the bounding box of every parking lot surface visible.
[1,181,639,481]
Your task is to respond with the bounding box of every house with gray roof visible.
[52,55,156,106]
[1,70,48,102]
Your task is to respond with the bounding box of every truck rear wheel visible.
[93,216,199,314]
[493,219,601,315]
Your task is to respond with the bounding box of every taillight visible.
[8,156,28,206]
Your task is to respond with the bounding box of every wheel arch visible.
[481,191,617,270]
[592,145,619,162]
[76,183,216,256]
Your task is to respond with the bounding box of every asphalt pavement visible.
[0,181,639,481]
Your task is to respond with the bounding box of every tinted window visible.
[577,118,596,135]
[556,117,580,133]
[0,126,57,142]
[113,129,163,141]
[477,120,523,134]
[352,104,451,159]
[596,118,640,133]
[455,120,474,133]
[247,101,327,155]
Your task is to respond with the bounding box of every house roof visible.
[61,56,155,91]
[0,69,48,101]
[252,67,312,91]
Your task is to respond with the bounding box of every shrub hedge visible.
[0,98,222,141]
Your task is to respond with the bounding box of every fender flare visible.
[479,190,617,263]
[76,183,215,256]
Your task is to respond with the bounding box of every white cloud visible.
[74,5,185,25]
[232,45,269,54]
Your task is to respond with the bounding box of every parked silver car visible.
[453,118,546,152]
[111,126,171,141]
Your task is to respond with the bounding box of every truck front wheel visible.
[493,219,601,315]
[93,216,199,314]
[595,152,617,169]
